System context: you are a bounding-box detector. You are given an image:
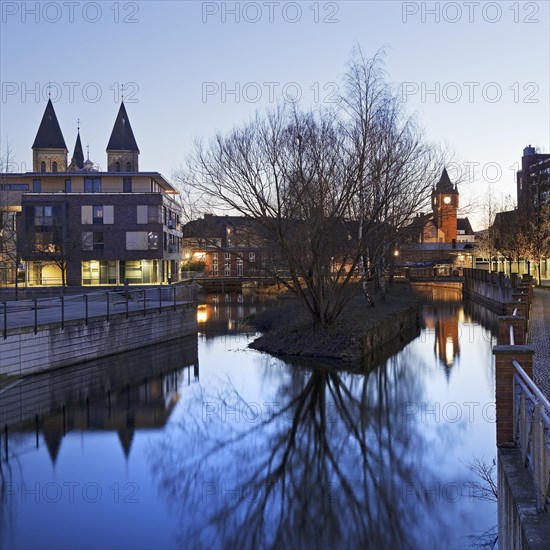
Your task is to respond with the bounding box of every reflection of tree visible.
[150,355,452,549]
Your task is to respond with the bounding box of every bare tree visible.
[178,50,445,326]
[520,201,550,284]
[0,140,21,298]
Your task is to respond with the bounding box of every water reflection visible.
[151,351,448,549]
[0,337,198,460]
[1,289,498,550]
[197,293,265,337]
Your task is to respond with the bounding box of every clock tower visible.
[432,168,459,243]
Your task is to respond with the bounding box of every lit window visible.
[93,205,104,224]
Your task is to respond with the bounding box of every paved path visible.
[529,287,550,400]
[0,287,195,333]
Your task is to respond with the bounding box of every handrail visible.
[513,360,550,414]
[513,359,550,512]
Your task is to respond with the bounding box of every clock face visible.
[443,196,452,204]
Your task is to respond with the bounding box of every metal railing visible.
[1,284,197,338]
[513,359,550,512]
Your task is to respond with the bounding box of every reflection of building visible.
[419,287,463,377]
[434,314,461,374]
[1,336,199,462]
[41,374,184,463]
[1,99,182,286]
[197,294,265,336]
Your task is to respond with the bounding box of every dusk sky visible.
[1,1,549,229]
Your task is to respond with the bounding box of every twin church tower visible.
[31,99,140,174]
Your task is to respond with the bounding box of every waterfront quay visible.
[0,284,198,376]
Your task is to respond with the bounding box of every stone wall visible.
[0,304,197,376]
[361,306,420,356]
[463,268,514,313]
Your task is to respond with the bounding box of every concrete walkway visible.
[0,287,195,334]
[529,287,550,400]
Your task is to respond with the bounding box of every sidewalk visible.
[529,287,550,400]
[0,287,195,334]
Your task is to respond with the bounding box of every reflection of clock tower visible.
[432,168,459,243]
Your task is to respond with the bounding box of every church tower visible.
[106,102,140,172]
[432,168,459,243]
[32,99,68,172]
[68,129,85,171]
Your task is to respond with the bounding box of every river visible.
[0,285,499,549]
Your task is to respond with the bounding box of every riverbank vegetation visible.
[250,282,421,361]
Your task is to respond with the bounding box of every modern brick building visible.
[0,100,182,287]
[517,145,550,210]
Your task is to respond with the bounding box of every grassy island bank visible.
[249,283,422,362]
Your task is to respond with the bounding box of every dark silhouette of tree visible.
[178,49,447,326]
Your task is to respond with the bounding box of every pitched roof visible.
[457,217,474,234]
[435,168,457,194]
[71,131,85,169]
[106,102,140,152]
[32,99,67,150]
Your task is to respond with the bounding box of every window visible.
[81,205,113,224]
[33,179,41,193]
[52,161,58,173]
[137,205,159,224]
[93,205,104,224]
[93,232,104,251]
[126,162,131,172]
[84,177,101,193]
[148,232,159,250]
[224,262,231,276]
[249,252,255,262]
[237,258,243,276]
[34,232,61,252]
[64,179,72,193]
[125,232,159,251]
[212,253,218,261]
[82,232,93,251]
[34,206,53,226]
[163,232,167,251]
[115,162,120,172]
[148,205,158,223]
[40,162,46,172]
[0,183,29,191]
[123,177,132,193]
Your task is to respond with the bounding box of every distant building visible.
[183,214,273,278]
[517,145,550,210]
[398,169,475,271]
[0,100,182,287]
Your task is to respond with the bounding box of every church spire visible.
[70,130,85,170]
[435,168,457,194]
[106,102,140,153]
[32,99,67,150]
[32,99,68,171]
[106,102,140,172]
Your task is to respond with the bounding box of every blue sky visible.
[1,1,549,229]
